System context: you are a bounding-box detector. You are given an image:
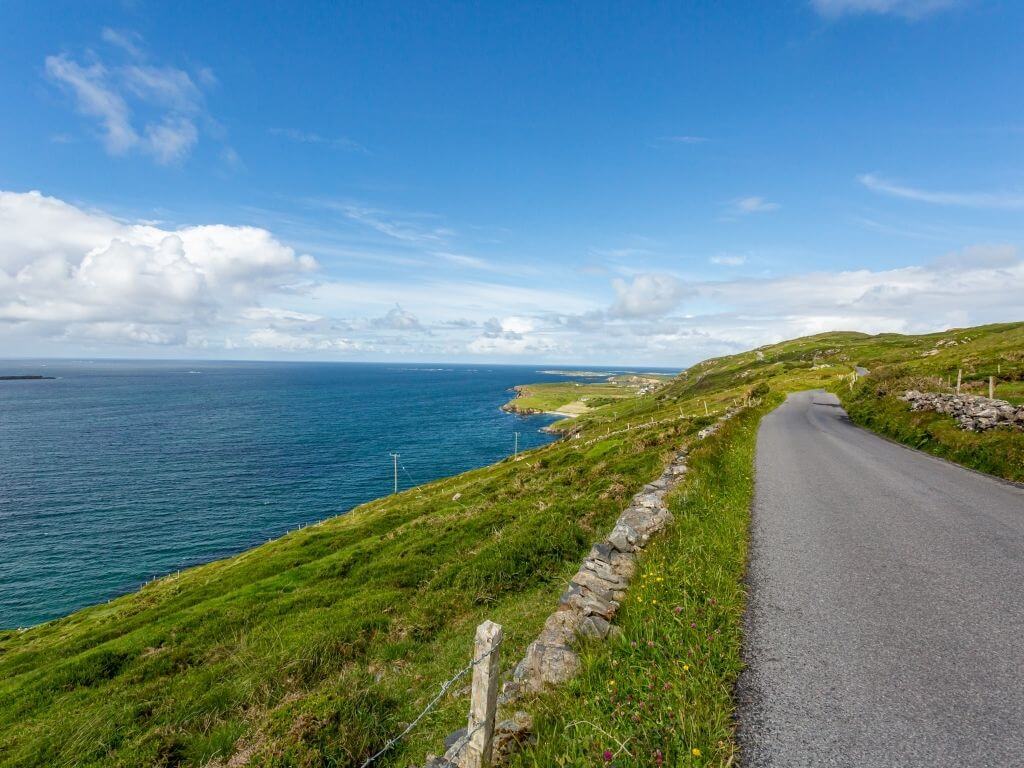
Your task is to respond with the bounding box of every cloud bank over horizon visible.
[2,190,1021,367]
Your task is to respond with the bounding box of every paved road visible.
[737,390,1024,767]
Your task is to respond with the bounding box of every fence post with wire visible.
[464,620,503,768]
[359,620,504,768]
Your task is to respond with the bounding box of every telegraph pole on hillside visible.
[390,452,399,494]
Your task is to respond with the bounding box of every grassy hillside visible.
[1,322,1020,767]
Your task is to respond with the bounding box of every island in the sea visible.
[0,375,55,381]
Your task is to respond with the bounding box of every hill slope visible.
[1,322,1020,767]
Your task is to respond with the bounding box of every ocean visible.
[0,360,645,628]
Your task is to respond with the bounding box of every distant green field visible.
[503,375,672,416]
[1,322,1020,767]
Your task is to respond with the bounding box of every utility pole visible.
[390,452,399,494]
[513,431,520,458]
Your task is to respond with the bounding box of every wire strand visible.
[358,641,502,768]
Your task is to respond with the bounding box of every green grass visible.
[1,321,1020,767]
[0,379,704,768]
[842,370,1024,483]
[508,398,776,768]
[503,375,670,416]
[829,322,1024,483]
[503,381,634,414]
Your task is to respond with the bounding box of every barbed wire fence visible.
[359,630,503,768]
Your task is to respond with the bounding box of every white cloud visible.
[728,196,780,215]
[101,28,145,59]
[269,128,366,153]
[145,116,199,164]
[122,65,203,113]
[0,190,315,346]
[710,254,747,266]
[44,33,214,164]
[45,55,137,155]
[3,190,1022,365]
[610,274,690,318]
[371,304,424,332]
[434,251,489,269]
[244,328,358,352]
[810,0,957,19]
[858,173,1024,210]
[330,202,455,245]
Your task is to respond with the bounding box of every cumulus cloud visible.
[468,316,559,355]
[0,190,316,347]
[810,0,957,18]
[371,304,425,332]
[44,32,214,164]
[3,190,1022,365]
[610,274,690,318]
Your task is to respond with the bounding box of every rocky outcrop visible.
[423,406,741,767]
[900,390,1024,432]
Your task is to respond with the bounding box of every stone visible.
[571,567,621,600]
[578,614,611,639]
[634,492,664,509]
[536,609,582,646]
[491,711,534,764]
[609,550,636,580]
[607,522,642,552]
[901,390,1023,433]
[580,557,628,588]
[559,582,619,618]
[498,680,522,706]
[587,541,615,563]
[513,641,580,691]
[444,729,468,750]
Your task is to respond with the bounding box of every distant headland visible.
[0,375,55,381]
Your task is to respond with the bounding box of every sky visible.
[1,0,1022,366]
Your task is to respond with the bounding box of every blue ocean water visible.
[0,361,636,628]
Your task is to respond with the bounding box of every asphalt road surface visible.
[737,390,1024,767]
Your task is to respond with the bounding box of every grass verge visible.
[509,396,779,768]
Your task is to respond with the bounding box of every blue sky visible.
[1,0,1022,365]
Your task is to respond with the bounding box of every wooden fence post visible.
[956,368,962,395]
[465,620,502,768]
[989,376,995,399]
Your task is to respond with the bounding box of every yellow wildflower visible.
[692,748,701,757]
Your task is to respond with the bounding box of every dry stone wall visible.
[900,390,1024,432]
[423,407,741,768]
